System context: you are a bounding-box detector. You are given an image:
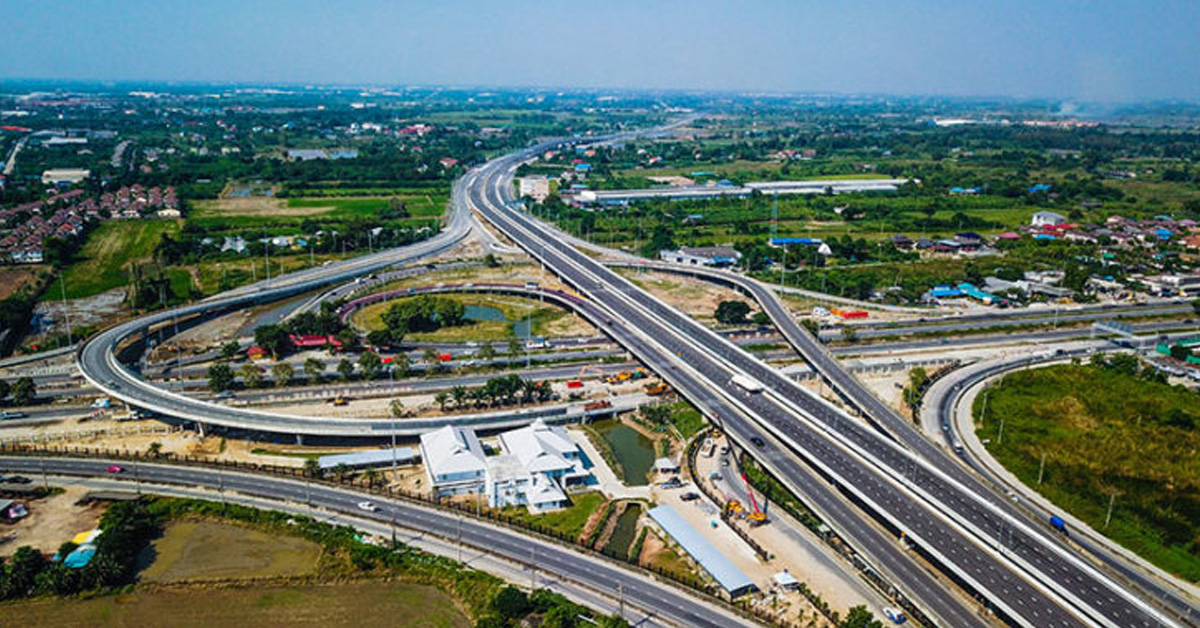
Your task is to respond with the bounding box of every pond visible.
[605,504,642,559]
[463,304,531,338]
[595,419,656,486]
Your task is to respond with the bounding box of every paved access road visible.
[0,455,754,628]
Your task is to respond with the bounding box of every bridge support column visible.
[196,422,206,438]
[295,434,304,446]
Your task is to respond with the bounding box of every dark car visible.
[6,475,32,484]
[680,492,701,501]
[750,436,765,448]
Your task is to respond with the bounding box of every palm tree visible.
[389,398,406,418]
[434,391,450,412]
[451,385,468,409]
[304,357,325,382]
[303,458,321,478]
[363,468,379,488]
[238,363,262,389]
[333,463,351,482]
[507,337,522,358]
[392,352,411,377]
[272,362,294,387]
[477,342,496,363]
[146,441,163,458]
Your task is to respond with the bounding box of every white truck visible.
[730,374,763,393]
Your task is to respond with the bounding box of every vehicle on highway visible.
[730,373,763,393]
[105,465,125,473]
[750,436,765,449]
[882,606,907,624]
[1049,515,1069,535]
[0,411,27,419]
[681,492,701,501]
[357,500,379,512]
[4,475,32,484]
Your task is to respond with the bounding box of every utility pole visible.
[59,274,73,346]
[617,582,625,619]
[1104,492,1117,528]
[996,416,1005,445]
[1037,452,1047,485]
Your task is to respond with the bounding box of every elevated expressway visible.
[607,260,1200,625]
[74,125,1184,627]
[0,455,752,628]
[465,141,1182,628]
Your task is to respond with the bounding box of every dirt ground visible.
[0,266,44,300]
[616,269,750,323]
[0,484,106,558]
[33,287,127,337]
[148,309,252,361]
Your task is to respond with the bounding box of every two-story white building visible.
[419,426,487,496]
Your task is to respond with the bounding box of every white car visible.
[356,501,379,512]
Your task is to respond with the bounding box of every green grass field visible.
[189,193,447,231]
[978,364,1200,581]
[62,220,182,299]
[495,491,606,540]
[0,581,469,628]
[139,520,321,582]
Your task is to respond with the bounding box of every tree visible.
[10,377,36,405]
[219,341,240,361]
[238,363,262,389]
[840,325,858,343]
[146,442,163,458]
[303,458,321,478]
[358,351,382,380]
[335,329,361,353]
[483,252,499,267]
[363,468,379,487]
[337,358,356,381]
[477,342,497,363]
[434,391,450,412]
[422,348,440,371]
[6,546,48,597]
[642,403,672,426]
[714,300,751,325]
[207,363,234,392]
[800,318,821,336]
[451,385,468,409]
[389,398,406,418]
[507,337,523,358]
[391,352,411,377]
[253,324,289,358]
[304,357,325,382]
[841,605,883,628]
[271,362,294,387]
[366,329,393,348]
[751,311,771,326]
[1169,344,1191,361]
[0,378,10,403]
[490,585,531,622]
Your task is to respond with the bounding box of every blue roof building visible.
[648,505,756,598]
[769,237,823,246]
[1029,183,1053,193]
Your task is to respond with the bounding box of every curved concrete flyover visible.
[926,346,1200,621]
[0,454,758,628]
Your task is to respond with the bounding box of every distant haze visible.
[4,0,1199,102]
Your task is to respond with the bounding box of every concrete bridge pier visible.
[295,434,305,446]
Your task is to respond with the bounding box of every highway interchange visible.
[26,123,1194,628]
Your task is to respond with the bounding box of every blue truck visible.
[1049,515,1068,534]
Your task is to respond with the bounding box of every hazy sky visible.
[5,0,1199,101]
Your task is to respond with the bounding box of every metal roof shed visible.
[648,505,756,598]
[318,447,417,470]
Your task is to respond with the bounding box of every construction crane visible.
[741,472,768,525]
